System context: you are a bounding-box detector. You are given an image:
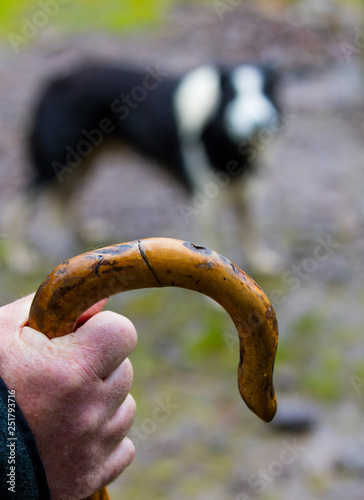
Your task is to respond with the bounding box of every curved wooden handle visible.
[29,238,279,499]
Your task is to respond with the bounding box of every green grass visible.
[2,0,361,39]
[275,312,325,367]
[0,0,178,37]
[274,308,364,403]
[2,0,361,57]
[302,349,344,402]
[118,287,236,375]
[353,360,364,380]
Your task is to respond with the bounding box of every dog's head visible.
[174,63,282,179]
[221,64,280,144]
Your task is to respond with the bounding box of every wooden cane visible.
[28,238,279,500]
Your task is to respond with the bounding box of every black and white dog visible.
[7,62,281,271]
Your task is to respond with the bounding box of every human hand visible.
[0,294,137,499]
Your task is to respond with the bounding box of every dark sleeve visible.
[0,377,51,499]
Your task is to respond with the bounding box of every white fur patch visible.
[225,65,278,141]
[174,65,220,137]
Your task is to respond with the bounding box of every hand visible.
[0,294,137,499]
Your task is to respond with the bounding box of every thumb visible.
[1,292,107,337]
[14,296,107,352]
[8,295,136,379]
[52,310,137,379]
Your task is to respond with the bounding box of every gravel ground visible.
[1,1,364,499]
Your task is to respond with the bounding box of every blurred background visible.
[1,1,364,499]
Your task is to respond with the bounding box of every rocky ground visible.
[1,1,364,499]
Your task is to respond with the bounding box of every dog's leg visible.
[1,189,44,272]
[229,175,284,274]
[178,141,283,274]
[2,166,91,273]
[41,183,84,256]
[174,65,223,247]
[179,141,226,252]
[45,144,116,250]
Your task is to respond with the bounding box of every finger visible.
[76,299,108,328]
[102,394,136,448]
[1,294,35,333]
[102,359,134,415]
[99,437,135,489]
[53,311,137,379]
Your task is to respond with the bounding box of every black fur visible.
[29,63,280,191]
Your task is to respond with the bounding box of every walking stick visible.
[28,238,279,500]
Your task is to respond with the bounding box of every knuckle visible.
[94,312,137,355]
[77,405,103,435]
